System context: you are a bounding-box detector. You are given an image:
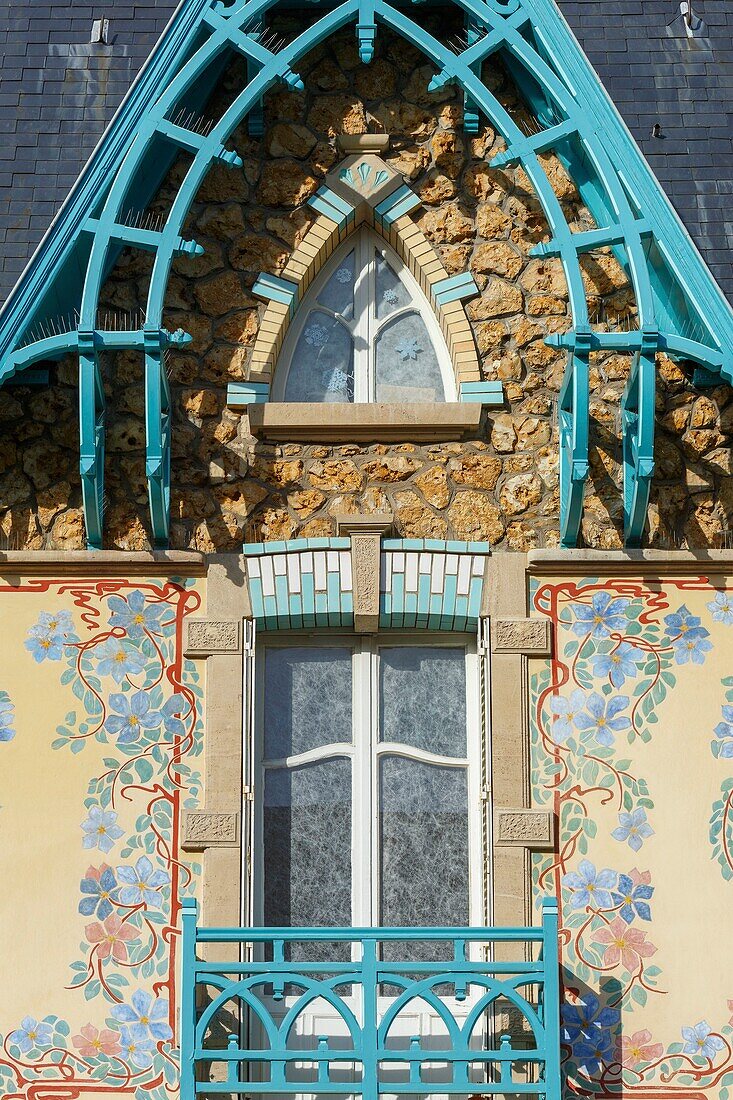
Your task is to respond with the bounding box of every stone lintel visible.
[335,514,394,537]
[0,550,205,576]
[181,810,240,851]
[527,548,733,574]
[495,808,555,850]
[245,402,482,442]
[184,618,242,657]
[350,532,381,633]
[337,134,390,154]
[492,617,552,656]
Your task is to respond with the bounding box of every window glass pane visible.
[375,312,446,403]
[264,647,353,759]
[265,759,352,949]
[379,647,467,757]
[380,757,468,937]
[317,249,355,319]
[284,310,354,403]
[375,251,410,318]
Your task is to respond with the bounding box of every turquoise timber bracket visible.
[0,0,730,549]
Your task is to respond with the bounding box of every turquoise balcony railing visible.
[180,898,560,1100]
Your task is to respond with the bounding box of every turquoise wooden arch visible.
[0,0,731,549]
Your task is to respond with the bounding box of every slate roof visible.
[0,0,731,307]
[560,0,733,303]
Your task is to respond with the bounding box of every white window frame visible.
[271,229,457,404]
[251,632,482,930]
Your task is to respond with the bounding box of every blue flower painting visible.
[548,688,587,743]
[81,806,124,853]
[574,693,630,746]
[562,993,621,1074]
[25,610,76,662]
[681,1021,725,1061]
[707,591,733,625]
[78,864,118,920]
[572,592,629,638]
[592,642,641,689]
[116,855,169,907]
[108,590,165,639]
[0,693,15,742]
[612,808,654,852]
[8,1016,53,1054]
[104,690,162,744]
[111,990,173,1042]
[94,638,146,683]
[563,860,618,910]
[611,870,654,922]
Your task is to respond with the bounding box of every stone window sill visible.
[240,402,484,442]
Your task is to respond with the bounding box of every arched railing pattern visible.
[179,897,562,1099]
[0,0,730,548]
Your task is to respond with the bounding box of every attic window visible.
[272,230,456,405]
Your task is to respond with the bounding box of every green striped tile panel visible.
[378,544,488,630]
[245,539,353,630]
[243,538,490,631]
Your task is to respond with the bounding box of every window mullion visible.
[369,638,379,928]
[352,232,371,403]
[352,639,372,928]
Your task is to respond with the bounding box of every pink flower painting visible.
[72,1023,122,1058]
[85,914,137,962]
[621,1029,663,1068]
[596,916,657,971]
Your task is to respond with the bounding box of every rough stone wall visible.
[0,23,731,552]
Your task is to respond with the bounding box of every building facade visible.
[0,1,732,1098]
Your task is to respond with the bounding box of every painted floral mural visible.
[531,576,733,1098]
[0,577,203,1099]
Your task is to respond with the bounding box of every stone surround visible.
[0,21,730,553]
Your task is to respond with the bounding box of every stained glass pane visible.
[284,309,354,402]
[318,249,355,319]
[375,311,446,403]
[264,647,353,759]
[265,759,352,952]
[379,647,467,757]
[376,250,410,318]
[380,757,468,946]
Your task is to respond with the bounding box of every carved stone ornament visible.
[326,153,402,209]
[492,617,552,656]
[495,808,555,850]
[181,810,240,851]
[351,533,381,634]
[184,618,241,657]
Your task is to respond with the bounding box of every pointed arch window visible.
[272,230,456,404]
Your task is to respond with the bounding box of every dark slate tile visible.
[559,0,733,301]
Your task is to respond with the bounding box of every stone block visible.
[495,808,555,850]
[181,810,240,851]
[184,618,242,657]
[492,617,552,655]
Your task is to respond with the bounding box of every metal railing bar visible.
[192,961,546,975]
[195,927,546,942]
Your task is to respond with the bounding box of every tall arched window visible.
[273,230,456,404]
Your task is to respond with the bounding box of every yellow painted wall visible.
[3,563,733,1099]
[0,574,204,1097]
[531,572,733,1096]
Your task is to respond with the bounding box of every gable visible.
[0,0,732,552]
